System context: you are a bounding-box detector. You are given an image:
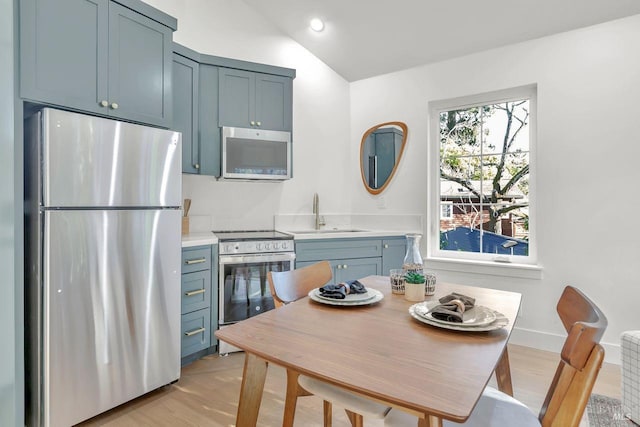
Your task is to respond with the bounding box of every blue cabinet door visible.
[218,67,255,128]
[382,237,406,274]
[332,258,381,283]
[20,0,173,128]
[108,2,172,127]
[198,65,221,177]
[255,73,292,131]
[173,53,200,174]
[20,0,109,114]
[219,67,293,132]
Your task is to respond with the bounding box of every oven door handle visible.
[219,252,296,264]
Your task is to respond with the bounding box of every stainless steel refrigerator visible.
[24,108,182,427]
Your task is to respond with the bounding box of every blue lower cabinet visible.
[181,269,210,314]
[296,236,405,283]
[331,257,381,283]
[382,237,406,274]
[181,308,211,358]
[180,244,217,364]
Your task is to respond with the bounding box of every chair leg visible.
[323,400,333,427]
[283,370,301,427]
[345,409,363,427]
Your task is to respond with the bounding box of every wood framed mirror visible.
[360,121,408,195]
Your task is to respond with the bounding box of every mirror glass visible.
[360,121,408,195]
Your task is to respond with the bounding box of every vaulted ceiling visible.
[242,0,640,81]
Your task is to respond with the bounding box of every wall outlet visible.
[377,196,386,209]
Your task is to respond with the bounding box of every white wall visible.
[144,0,637,360]
[350,14,640,362]
[143,0,352,231]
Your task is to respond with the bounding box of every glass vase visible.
[402,234,424,275]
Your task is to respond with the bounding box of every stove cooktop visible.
[213,230,292,241]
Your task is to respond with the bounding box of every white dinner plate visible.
[409,302,509,332]
[308,288,384,306]
[414,301,497,327]
[314,288,376,303]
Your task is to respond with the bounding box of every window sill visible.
[424,257,543,280]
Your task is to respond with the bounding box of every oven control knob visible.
[264,243,272,250]
[256,243,262,250]
[255,306,261,312]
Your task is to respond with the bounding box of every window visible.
[441,202,453,219]
[429,85,536,263]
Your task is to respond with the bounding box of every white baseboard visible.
[510,327,621,365]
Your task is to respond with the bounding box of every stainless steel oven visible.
[216,230,295,354]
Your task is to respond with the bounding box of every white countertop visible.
[278,229,408,240]
[181,232,218,247]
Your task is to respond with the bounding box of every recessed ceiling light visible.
[310,18,325,32]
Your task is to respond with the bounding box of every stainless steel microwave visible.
[221,126,292,180]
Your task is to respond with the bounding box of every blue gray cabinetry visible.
[382,237,406,274]
[295,238,383,283]
[197,64,221,176]
[173,48,200,174]
[172,44,295,175]
[20,0,175,128]
[181,244,219,365]
[218,67,293,132]
[296,236,406,282]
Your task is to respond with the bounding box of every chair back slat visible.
[538,286,608,427]
[268,261,332,307]
[557,287,607,369]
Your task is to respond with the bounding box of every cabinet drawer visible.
[181,269,211,314]
[181,308,211,358]
[296,239,382,262]
[181,246,211,273]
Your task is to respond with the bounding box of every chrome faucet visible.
[313,193,326,230]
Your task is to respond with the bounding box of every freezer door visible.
[43,209,181,427]
[40,108,181,208]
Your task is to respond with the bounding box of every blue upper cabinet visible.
[219,67,292,132]
[20,0,176,128]
[173,51,200,174]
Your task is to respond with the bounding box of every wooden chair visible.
[384,285,608,427]
[268,261,391,427]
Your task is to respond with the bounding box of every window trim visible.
[427,84,537,265]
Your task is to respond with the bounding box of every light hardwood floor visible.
[77,344,621,426]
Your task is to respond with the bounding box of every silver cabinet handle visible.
[99,100,108,107]
[336,265,342,270]
[184,327,205,337]
[384,244,389,249]
[250,121,256,126]
[185,289,206,297]
[194,163,200,169]
[185,258,206,265]
[256,121,261,126]
[343,264,348,269]
[110,102,119,110]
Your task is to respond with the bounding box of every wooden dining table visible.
[215,276,522,427]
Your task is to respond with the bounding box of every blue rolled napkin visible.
[318,280,367,299]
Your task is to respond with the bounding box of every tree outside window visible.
[437,96,531,257]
